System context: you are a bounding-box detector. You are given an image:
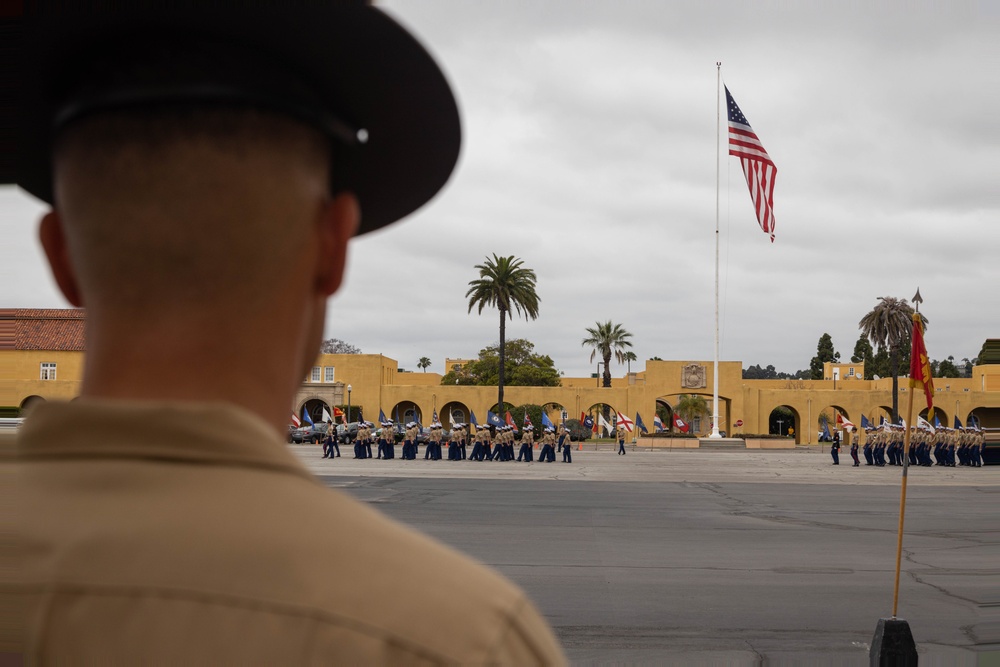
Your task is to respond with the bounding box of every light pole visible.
[347,384,352,424]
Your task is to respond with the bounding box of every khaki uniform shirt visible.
[6,400,565,664]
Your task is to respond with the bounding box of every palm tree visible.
[466,254,540,411]
[675,394,709,433]
[582,321,633,388]
[623,351,637,374]
[858,296,927,422]
[417,357,431,372]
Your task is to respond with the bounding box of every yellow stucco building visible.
[4,309,999,443]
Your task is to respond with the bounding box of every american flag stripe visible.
[726,86,777,242]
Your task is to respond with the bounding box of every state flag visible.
[322,407,333,423]
[616,412,634,433]
[635,413,649,434]
[487,411,503,427]
[523,411,533,428]
[582,415,595,431]
[836,412,855,432]
[291,412,301,428]
[470,411,479,426]
[378,408,387,423]
[541,412,554,429]
[302,408,314,426]
[597,413,613,435]
[653,415,665,432]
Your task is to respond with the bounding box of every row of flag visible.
[291,403,698,437]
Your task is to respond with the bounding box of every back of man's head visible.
[54,107,334,317]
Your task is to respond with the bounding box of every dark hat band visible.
[54,83,365,148]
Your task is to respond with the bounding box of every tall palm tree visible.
[623,351,637,374]
[417,357,431,372]
[466,254,540,411]
[582,321,633,388]
[858,296,927,422]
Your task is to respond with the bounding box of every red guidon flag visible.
[909,313,934,421]
[673,414,690,433]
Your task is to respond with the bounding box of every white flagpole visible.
[710,62,722,439]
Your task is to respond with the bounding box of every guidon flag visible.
[909,312,935,421]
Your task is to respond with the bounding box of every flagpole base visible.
[708,427,722,439]
[870,618,917,666]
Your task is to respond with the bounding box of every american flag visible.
[726,86,776,242]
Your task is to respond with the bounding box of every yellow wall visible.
[1,350,85,408]
[5,348,999,438]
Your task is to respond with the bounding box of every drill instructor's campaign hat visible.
[0,1,461,236]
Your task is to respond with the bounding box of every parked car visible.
[289,424,327,444]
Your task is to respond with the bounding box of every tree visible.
[417,357,431,372]
[582,321,633,388]
[623,351,637,374]
[466,254,540,411]
[934,356,960,378]
[858,296,926,422]
[675,394,709,431]
[441,339,560,387]
[850,335,874,366]
[320,338,361,354]
[809,333,839,380]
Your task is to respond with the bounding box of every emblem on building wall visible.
[682,364,707,389]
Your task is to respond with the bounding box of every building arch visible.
[302,398,331,425]
[659,392,731,436]
[20,395,45,414]
[389,400,422,425]
[767,405,801,442]
[969,407,998,429]
[440,400,470,428]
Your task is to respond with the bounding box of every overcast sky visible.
[2,1,997,378]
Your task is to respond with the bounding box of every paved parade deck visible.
[292,445,1000,665]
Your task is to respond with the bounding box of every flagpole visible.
[710,61,722,438]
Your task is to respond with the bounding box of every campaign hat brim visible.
[3,2,460,236]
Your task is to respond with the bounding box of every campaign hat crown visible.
[2,1,461,236]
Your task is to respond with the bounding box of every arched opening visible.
[541,402,566,427]
[767,405,801,442]
[969,407,998,429]
[389,401,422,425]
[20,395,45,415]
[582,403,619,438]
[659,393,723,436]
[440,401,470,429]
[654,399,675,432]
[302,398,331,425]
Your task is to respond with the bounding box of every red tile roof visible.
[0,309,86,351]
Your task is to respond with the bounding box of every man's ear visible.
[39,211,84,307]
[315,192,359,297]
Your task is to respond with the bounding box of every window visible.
[40,362,57,380]
[324,367,335,383]
[311,366,321,382]
[848,367,855,377]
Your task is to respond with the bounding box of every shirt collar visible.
[17,399,314,481]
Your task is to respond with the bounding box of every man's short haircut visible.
[53,105,334,313]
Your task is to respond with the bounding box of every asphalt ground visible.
[293,444,1000,665]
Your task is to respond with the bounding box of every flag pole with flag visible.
[709,64,778,442]
[874,291,929,661]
